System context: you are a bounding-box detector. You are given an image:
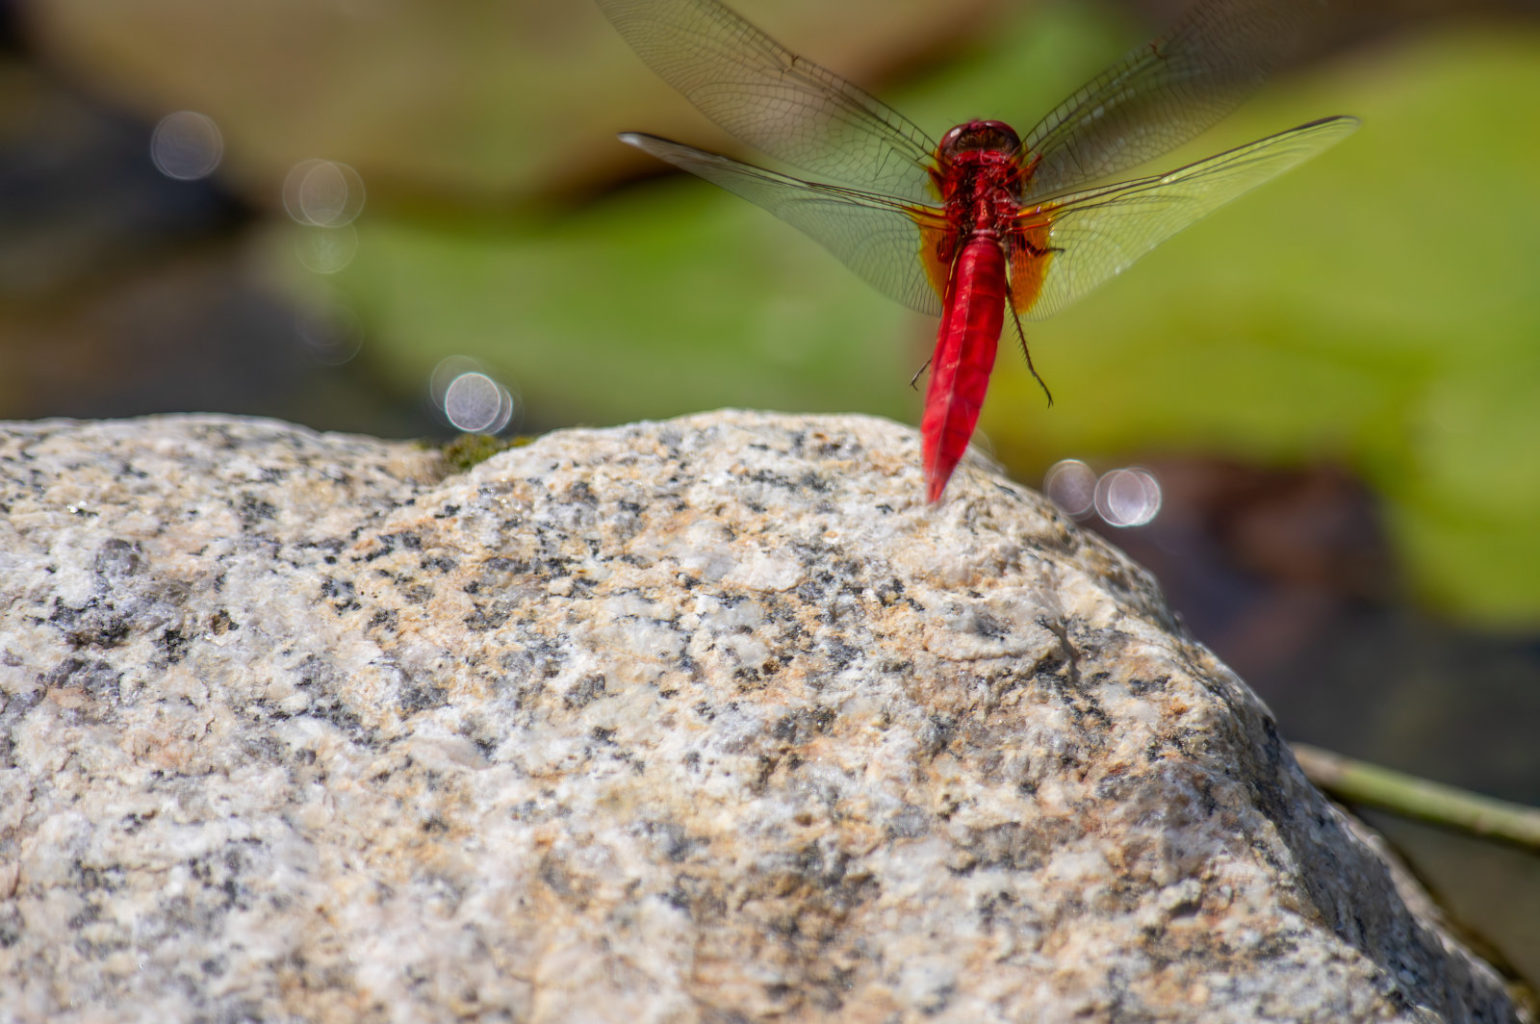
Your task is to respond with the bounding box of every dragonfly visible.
[596,0,1356,502]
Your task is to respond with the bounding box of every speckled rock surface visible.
[0,412,1524,1024]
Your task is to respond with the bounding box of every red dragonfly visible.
[597,0,1356,502]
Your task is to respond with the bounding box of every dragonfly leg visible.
[1005,294,1053,407]
[909,357,932,391]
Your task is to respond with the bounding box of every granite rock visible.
[0,411,1525,1023]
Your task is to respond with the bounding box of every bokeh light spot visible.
[1044,459,1097,519]
[150,111,223,181]
[431,356,521,434]
[443,372,514,434]
[295,297,363,366]
[294,225,358,274]
[282,159,366,227]
[1094,467,1163,528]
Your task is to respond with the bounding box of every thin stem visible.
[1292,743,1540,852]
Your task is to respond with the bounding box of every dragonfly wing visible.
[1022,0,1338,200]
[623,132,945,317]
[598,0,939,203]
[1022,116,1357,320]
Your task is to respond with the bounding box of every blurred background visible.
[1,0,1536,988]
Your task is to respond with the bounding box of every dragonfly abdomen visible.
[922,235,1007,503]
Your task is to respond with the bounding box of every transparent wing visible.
[623,133,945,316]
[1022,0,1336,200]
[1023,116,1357,320]
[598,0,940,203]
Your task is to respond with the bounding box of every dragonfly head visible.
[938,120,1022,159]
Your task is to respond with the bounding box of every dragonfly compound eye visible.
[939,120,1023,157]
